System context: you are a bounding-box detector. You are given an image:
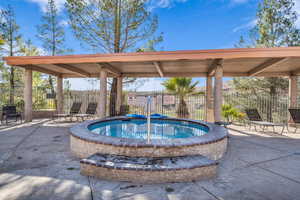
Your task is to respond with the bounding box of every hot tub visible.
[69,116,228,160]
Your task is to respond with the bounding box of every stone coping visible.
[70,116,228,148]
[80,153,217,171]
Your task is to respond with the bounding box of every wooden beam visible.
[291,67,300,75]
[54,63,90,77]
[61,71,292,78]
[25,65,60,76]
[5,47,300,66]
[153,62,164,77]
[208,59,223,76]
[98,63,121,77]
[248,58,288,76]
[224,72,291,77]
[122,72,207,77]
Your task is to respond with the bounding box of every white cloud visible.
[148,0,188,10]
[233,19,257,32]
[59,19,69,27]
[26,0,66,12]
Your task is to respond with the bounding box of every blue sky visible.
[0,0,275,90]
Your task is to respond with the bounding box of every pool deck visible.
[0,119,300,200]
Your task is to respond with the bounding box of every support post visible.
[24,68,32,122]
[56,75,63,114]
[205,76,214,122]
[98,69,107,118]
[116,76,123,115]
[214,65,223,122]
[289,76,298,108]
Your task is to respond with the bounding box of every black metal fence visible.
[0,85,298,123]
[0,86,56,111]
[63,90,299,123]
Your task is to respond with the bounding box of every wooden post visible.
[214,65,223,122]
[56,75,63,114]
[205,76,214,122]
[116,76,123,115]
[289,76,298,108]
[98,69,107,118]
[24,68,33,122]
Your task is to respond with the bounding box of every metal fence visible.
[223,92,292,123]
[124,92,206,120]
[0,85,298,123]
[63,90,298,123]
[0,86,56,111]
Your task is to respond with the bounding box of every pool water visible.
[88,119,209,139]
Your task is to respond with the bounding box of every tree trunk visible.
[109,0,121,116]
[109,78,117,116]
[48,75,57,109]
[177,96,189,118]
[9,67,14,105]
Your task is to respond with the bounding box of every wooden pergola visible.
[4,47,300,122]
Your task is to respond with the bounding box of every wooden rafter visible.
[26,65,61,77]
[207,59,223,76]
[122,72,207,77]
[60,71,292,78]
[248,58,288,76]
[98,63,121,77]
[291,67,300,75]
[153,62,164,77]
[54,63,90,77]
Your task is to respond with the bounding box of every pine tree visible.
[256,0,300,47]
[37,0,71,108]
[0,5,22,104]
[233,0,300,121]
[65,0,160,115]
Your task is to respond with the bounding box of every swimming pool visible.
[88,119,209,139]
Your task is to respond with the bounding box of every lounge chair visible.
[245,109,286,134]
[1,105,22,124]
[74,102,98,121]
[288,108,300,133]
[53,102,82,121]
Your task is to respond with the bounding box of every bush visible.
[222,104,245,122]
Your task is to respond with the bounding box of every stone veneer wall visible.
[80,162,217,183]
[70,134,228,160]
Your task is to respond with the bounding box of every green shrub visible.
[222,104,245,122]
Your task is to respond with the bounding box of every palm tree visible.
[162,78,199,118]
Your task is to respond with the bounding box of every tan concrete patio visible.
[0,120,300,200]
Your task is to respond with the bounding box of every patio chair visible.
[1,105,22,124]
[53,102,82,121]
[288,108,300,133]
[245,108,286,134]
[74,102,98,121]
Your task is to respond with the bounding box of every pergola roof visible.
[4,47,300,78]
